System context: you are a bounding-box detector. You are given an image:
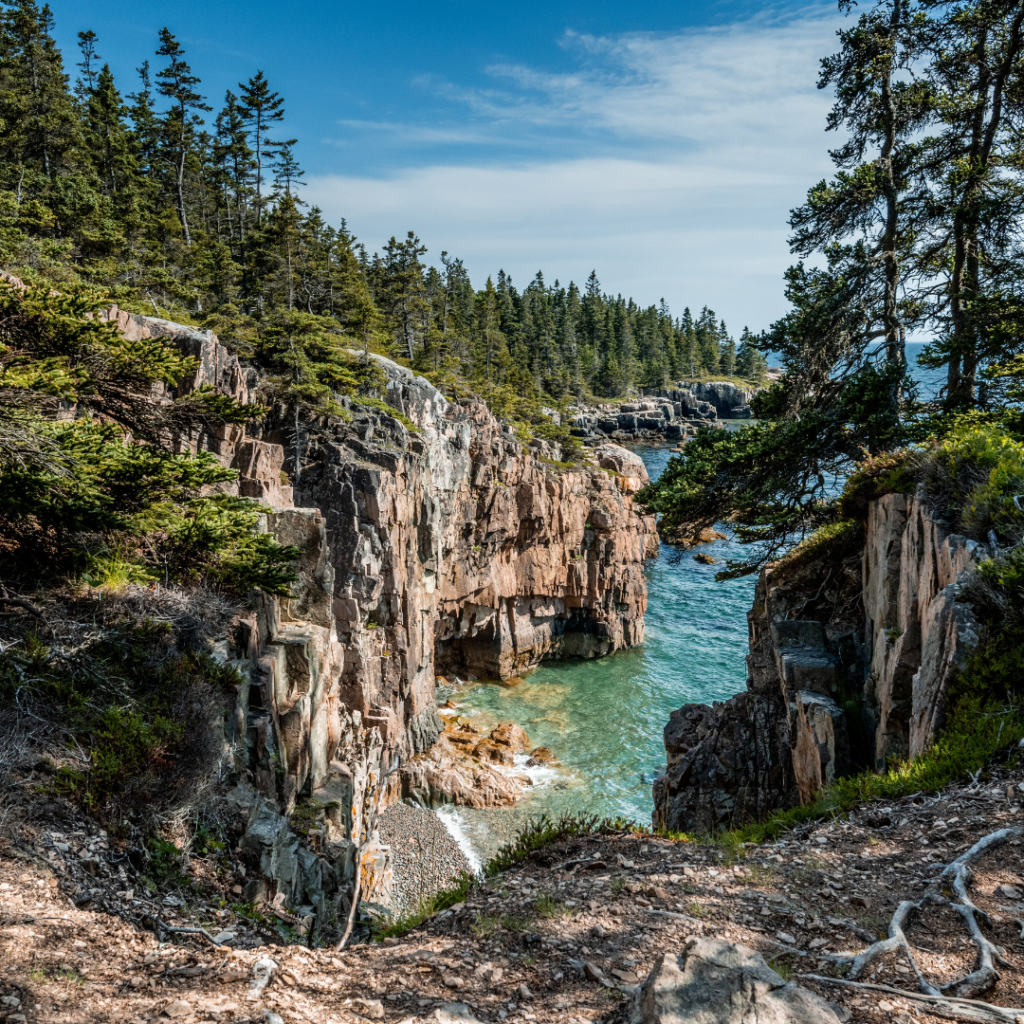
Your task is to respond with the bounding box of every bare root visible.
[838,826,1022,1008]
[847,900,940,995]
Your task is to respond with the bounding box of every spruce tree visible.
[154,28,210,245]
[237,70,284,224]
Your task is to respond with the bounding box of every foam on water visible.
[434,805,483,875]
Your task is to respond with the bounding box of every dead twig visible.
[0,586,42,617]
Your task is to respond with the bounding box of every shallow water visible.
[444,348,940,863]
[447,442,758,861]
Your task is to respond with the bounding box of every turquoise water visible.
[447,348,940,860]
[447,443,757,859]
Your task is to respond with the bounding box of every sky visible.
[48,0,849,334]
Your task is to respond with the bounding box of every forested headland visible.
[0,1,763,427]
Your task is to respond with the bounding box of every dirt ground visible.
[3,767,1024,1024]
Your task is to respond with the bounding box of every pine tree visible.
[127,61,160,180]
[0,1,80,180]
[237,70,284,224]
[154,28,210,245]
[916,0,1024,409]
[85,65,139,200]
[74,29,100,100]
[377,232,428,362]
[213,90,253,245]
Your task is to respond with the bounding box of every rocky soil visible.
[4,768,1024,1024]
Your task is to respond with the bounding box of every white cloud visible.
[306,10,845,331]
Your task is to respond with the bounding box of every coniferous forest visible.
[0,2,763,428]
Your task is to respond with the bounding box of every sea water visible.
[443,442,756,862]
[442,344,941,863]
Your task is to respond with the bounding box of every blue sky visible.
[50,0,847,333]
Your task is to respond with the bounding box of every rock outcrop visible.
[294,355,659,767]
[863,492,981,765]
[687,381,757,420]
[654,490,982,833]
[632,938,841,1024]
[90,306,657,921]
[567,381,762,447]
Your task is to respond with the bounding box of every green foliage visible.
[0,418,299,594]
[372,871,474,940]
[636,419,847,576]
[1,616,242,820]
[772,519,862,578]
[533,892,572,919]
[145,837,186,887]
[484,813,612,876]
[923,420,1024,541]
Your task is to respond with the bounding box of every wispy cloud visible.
[307,9,845,331]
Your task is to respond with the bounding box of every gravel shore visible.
[378,802,472,914]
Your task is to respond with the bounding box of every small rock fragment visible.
[352,998,386,1019]
[247,957,278,1001]
[434,1004,483,1024]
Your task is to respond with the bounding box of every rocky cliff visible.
[94,308,658,922]
[293,360,659,770]
[653,489,982,833]
[567,381,759,447]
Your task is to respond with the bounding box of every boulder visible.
[489,722,530,753]
[631,938,841,1024]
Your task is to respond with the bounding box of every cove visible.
[442,345,942,863]
[443,441,757,862]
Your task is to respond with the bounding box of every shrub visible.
[1,609,242,824]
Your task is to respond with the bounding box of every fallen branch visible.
[156,917,225,947]
[555,857,607,873]
[336,872,361,951]
[799,973,1024,1024]
[831,915,879,944]
[0,587,42,617]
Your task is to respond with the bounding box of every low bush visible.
[372,871,474,939]
[0,595,242,826]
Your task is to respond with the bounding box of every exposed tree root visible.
[835,826,1022,1009]
[847,899,940,994]
[800,974,1024,1024]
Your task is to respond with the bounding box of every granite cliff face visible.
[653,490,982,834]
[94,308,657,918]
[293,355,659,770]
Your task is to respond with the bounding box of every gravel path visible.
[378,802,472,914]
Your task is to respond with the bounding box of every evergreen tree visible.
[85,64,138,200]
[237,70,284,223]
[377,232,428,362]
[74,28,100,99]
[154,28,209,244]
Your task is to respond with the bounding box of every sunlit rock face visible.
[654,491,980,834]
[295,353,659,766]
